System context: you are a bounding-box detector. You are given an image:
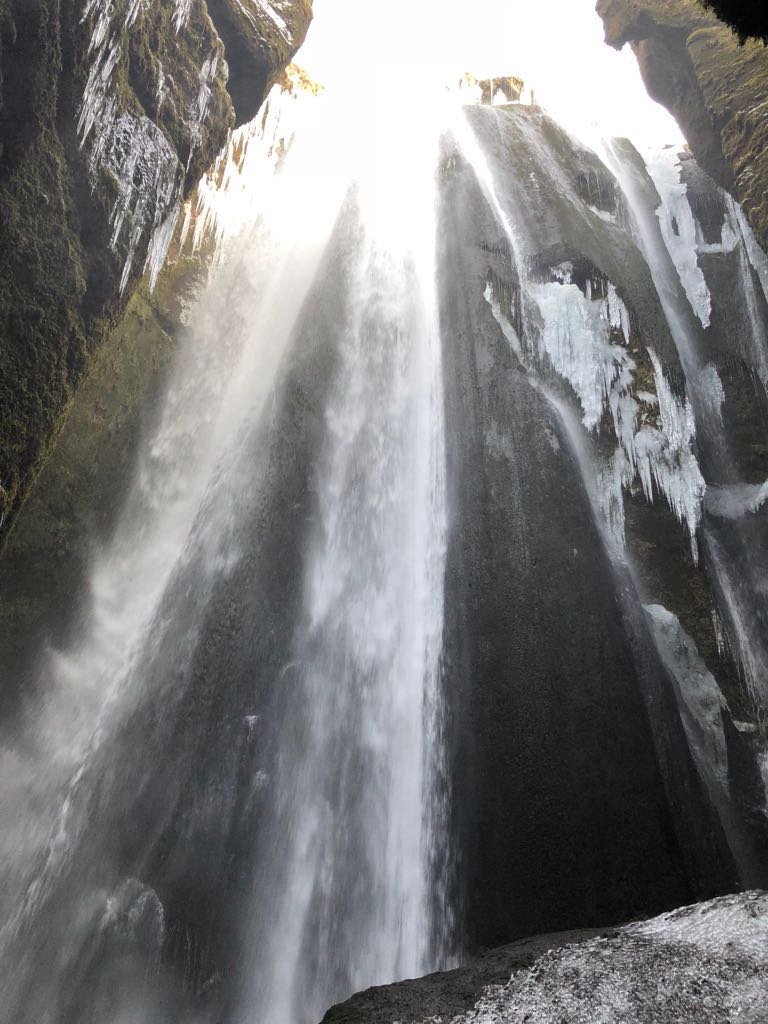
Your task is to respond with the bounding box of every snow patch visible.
[448,892,768,1024]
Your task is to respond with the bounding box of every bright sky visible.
[297,0,684,148]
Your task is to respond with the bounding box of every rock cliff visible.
[597,0,768,253]
[0,0,311,544]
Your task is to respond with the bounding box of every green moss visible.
[0,249,200,672]
[0,0,313,559]
[0,0,93,541]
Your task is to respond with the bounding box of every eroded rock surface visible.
[206,0,313,124]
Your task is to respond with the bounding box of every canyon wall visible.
[0,0,311,543]
[597,0,768,251]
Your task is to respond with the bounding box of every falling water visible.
[452,103,768,884]
[605,141,768,740]
[233,86,450,1024]
[5,30,768,1024]
[0,79,450,1024]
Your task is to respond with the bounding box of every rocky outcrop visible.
[597,0,768,252]
[206,0,313,124]
[321,892,768,1024]
[460,73,525,105]
[0,0,311,545]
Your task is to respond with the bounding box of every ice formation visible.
[78,0,218,291]
[483,254,705,558]
[173,0,193,33]
[632,349,705,555]
[90,112,182,293]
[529,269,704,556]
[645,147,712,328]
[449,892,768,1024]
[530,271,635,432]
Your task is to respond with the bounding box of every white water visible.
[235,87,450,1024]
[0,78,451,1024]
[463,110,705,557]
[6,9,768,1018]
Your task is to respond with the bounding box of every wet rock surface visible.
[206,0,312,124]
[321,892,768,1024]
[438,106,740,951]
[0,0,311,545]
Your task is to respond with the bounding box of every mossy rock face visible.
[0,0,312,549]
[598,0,768,252]
[0,247,206,691]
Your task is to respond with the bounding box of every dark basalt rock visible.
[206,0,312,125]
[320,926,612,1023]
[437,107,738,953]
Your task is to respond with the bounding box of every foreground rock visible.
[322,891,768,1023]
[597,0,768,253]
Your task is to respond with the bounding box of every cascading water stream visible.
[233,90,450,1024]
[0,79,451,1024]
[603,140,768,768]
[452,102,768,882]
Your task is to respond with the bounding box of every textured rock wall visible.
[437,106,743,953]
[597,0,768,252]
[0,62,313,700]
[0,0,311,545]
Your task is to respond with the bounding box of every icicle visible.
[645,147,712,328]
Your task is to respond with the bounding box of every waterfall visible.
[233,89,450,1024]
[448,103,768,893]
[4,47,768,1024]
[0,82,450,1024]
[604,140,768,803]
